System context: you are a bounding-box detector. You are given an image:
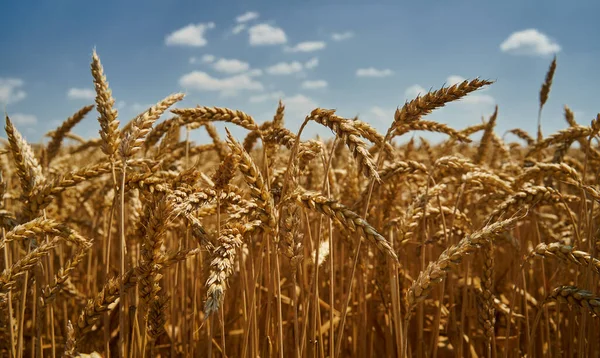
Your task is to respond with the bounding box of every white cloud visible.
[165,22,215,47]
[9,113,37,125]
[446,75,467,86]
[248,24,287,46]
[405,84,427,99]
[0,78,27,105]
[332,31,354,41]
[369,106,394,118]
[236,11,259,23]
[266,61,303,75]
[202,54,215,63]
[116,101,127,109]
[249,91,285,103]
[284,94,318,119]
[285,41,326,53]
[67,88,95,100]
[213,58,250,74]
[500,29,561,56]
[232,24,246,35]
[305,57,319,69]
[179,71,263,97]
[130,103,152,112]
[301,80,328,89]
[247,69,263,77]
[356,68,394,78]
[460,94,495,106]
[189,57,198,64]
[369,106,392,122]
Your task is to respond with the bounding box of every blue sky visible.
[2,0,599,145]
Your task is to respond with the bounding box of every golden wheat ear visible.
[45,104,94,165]
[5,114,46,197]
[91,48,120,158]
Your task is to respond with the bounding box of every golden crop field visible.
[1,50,598,358]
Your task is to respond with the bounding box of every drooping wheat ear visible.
[203,122,228,159]
[461,171,514,194]
[393,78,494,127]
[91,49,120,157]
[0,217,90,250]
[526,125,593,157]
[399,205,472,243]
[557,108,600,161]
[291,188,398,261]
[539,56,557,111]
[46,104,94,164]
[76,270,137,337]
[526,242,600,275]
[474,105,499,164]
[204,226,243,316]
[406,216,518,312]
[543,285,600,317]
[263,126,296,148]
[170,188,216,217]
[513,162,581,189]
[350,117,396,157]
[488,185,573,222]
[41,246,90,306]
[460,123,488,137]
[479,242,495,347]
[306,108,381,182]
[171,106,259,131]
[262,127,322,162]
[212,152,239,191]
[0,237,59,293]
[225,128,276,230]
[29,162,112,214]
[143,116,181,150]
[432,155,479,178]
[242,122,270,154]
[393,120,472,143]
[120,93,185,158]
[507,128,535,146]
[378,160,428,183]
[5,115,45,196]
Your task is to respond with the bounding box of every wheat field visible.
[1,50,599,358]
